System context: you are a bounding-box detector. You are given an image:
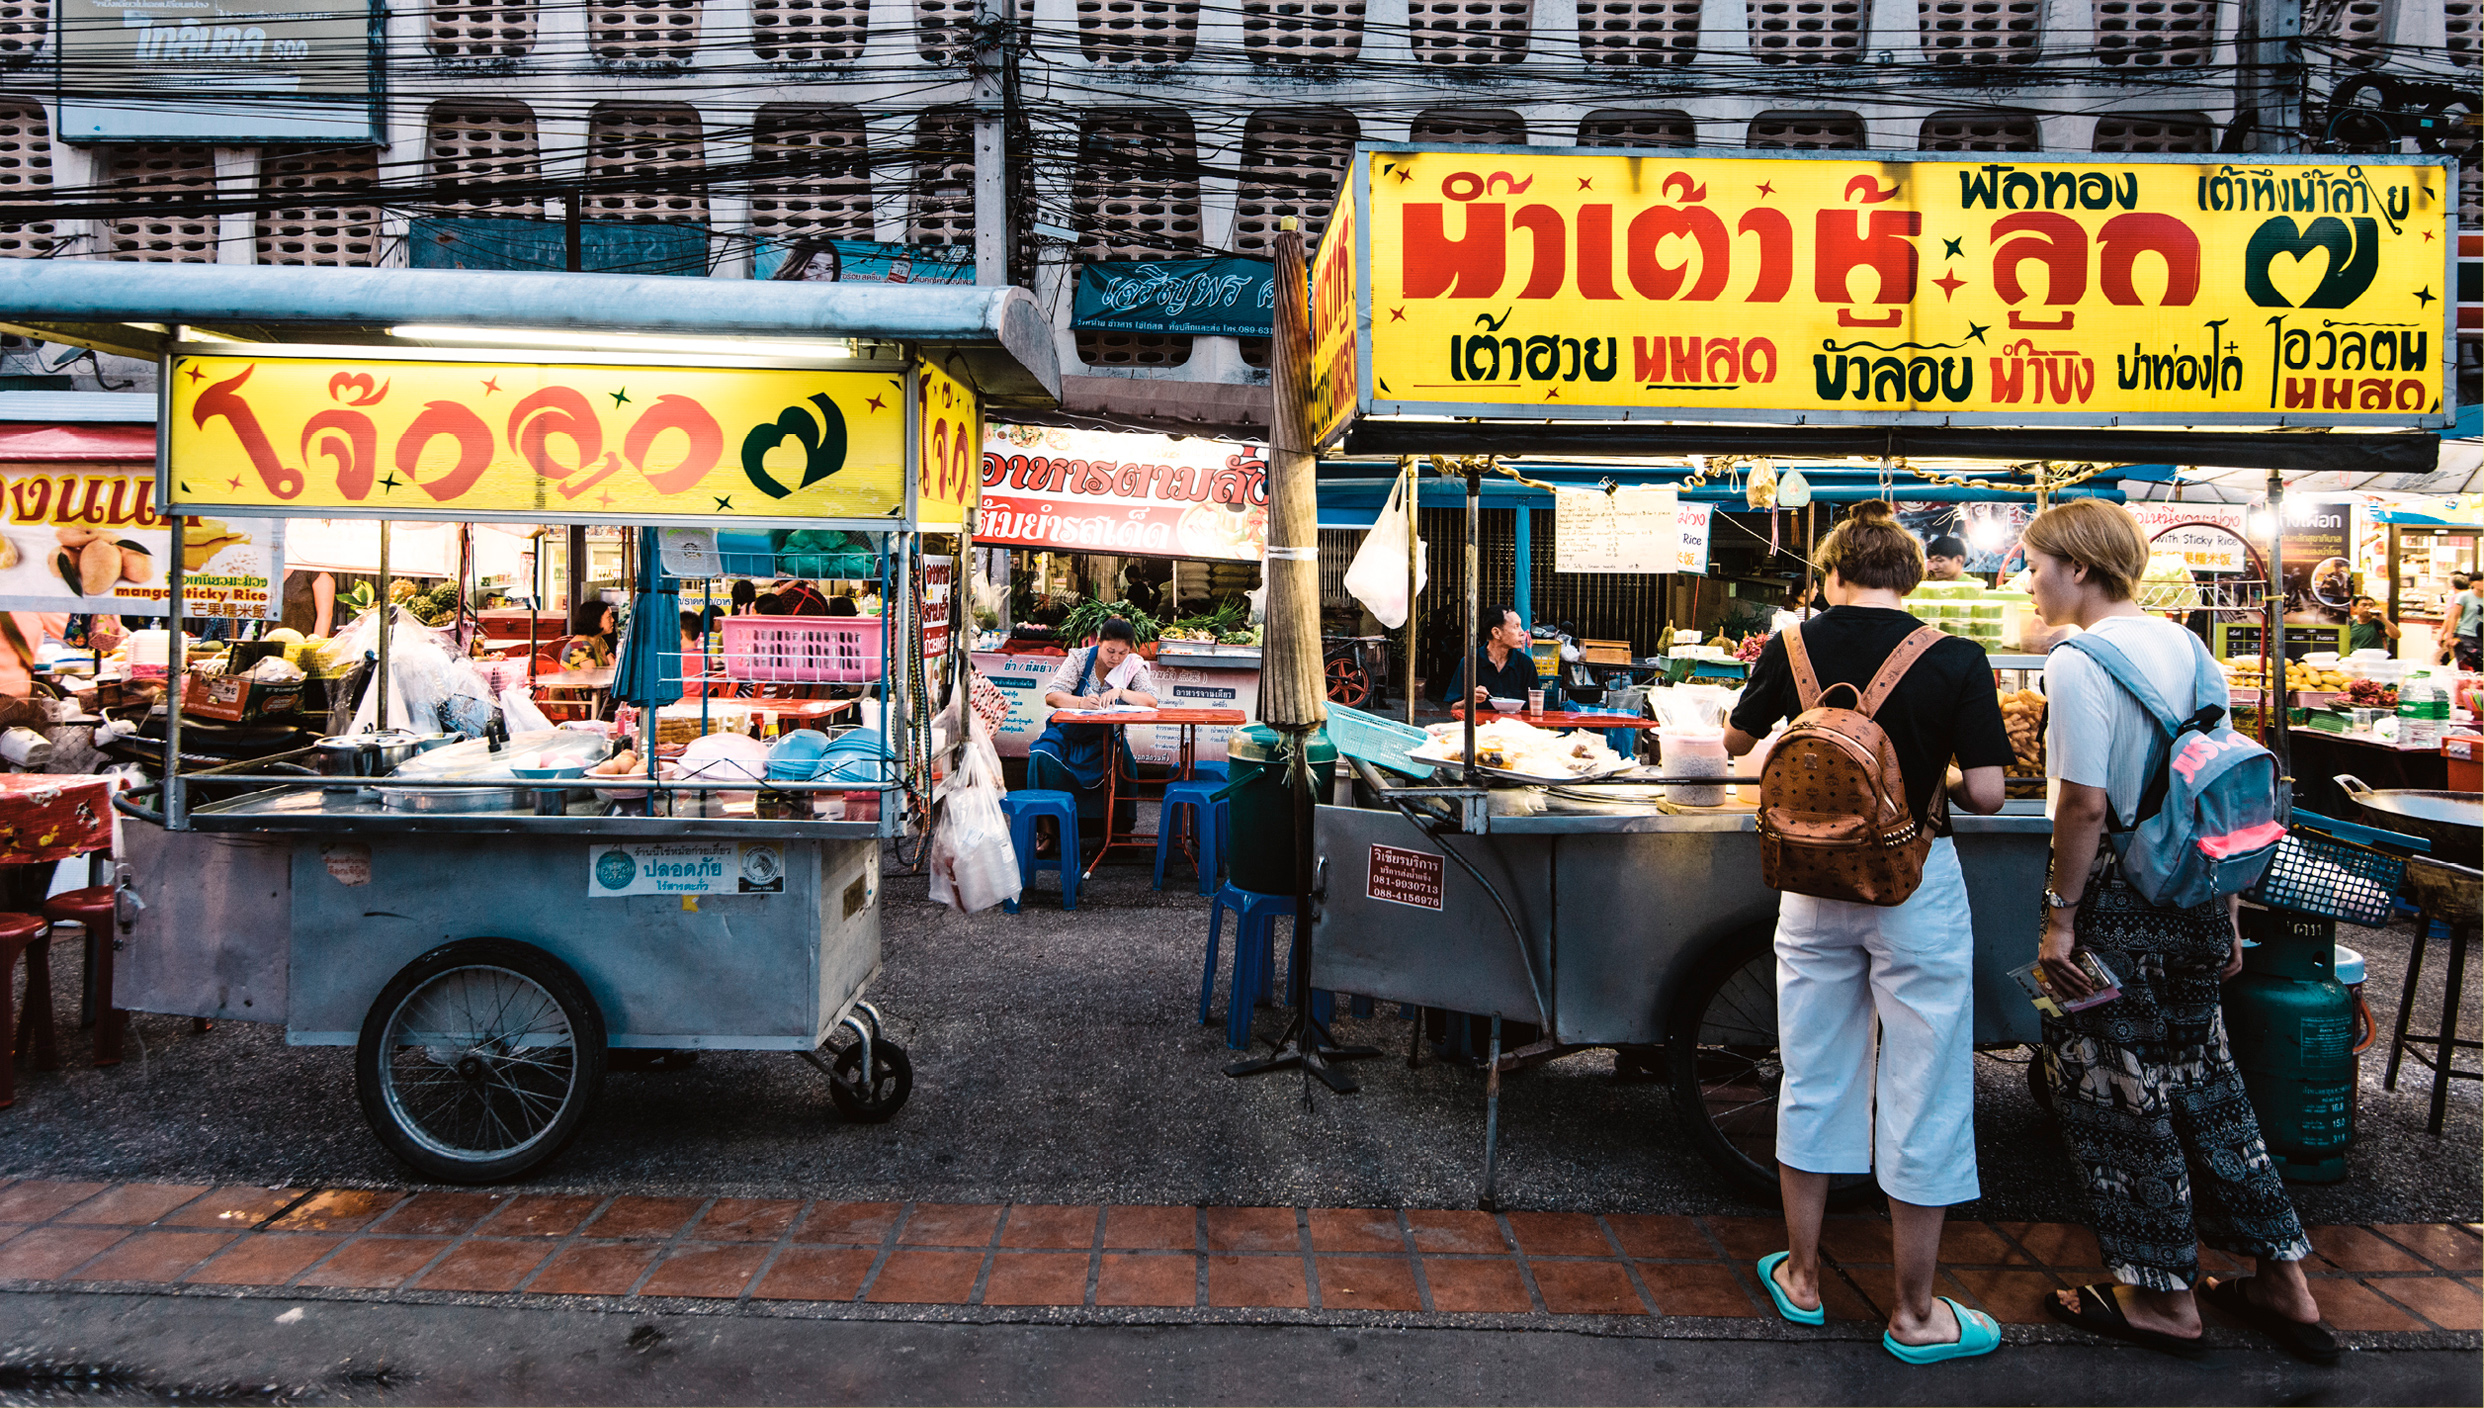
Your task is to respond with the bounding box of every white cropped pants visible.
[1772,836,1980,1208]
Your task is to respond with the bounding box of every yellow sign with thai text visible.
[166,354,912,524]
[914,356,979,528]
[1308,191,1362,448]
[1349,148,2455,430]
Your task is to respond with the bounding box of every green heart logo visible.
[2242,216,2379,310]
[740,394,846,500]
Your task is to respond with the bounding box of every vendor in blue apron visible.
[1026,616,1160,846]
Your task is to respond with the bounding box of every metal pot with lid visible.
[312,729,428,777]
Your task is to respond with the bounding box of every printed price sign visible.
[1368,842,1444,911]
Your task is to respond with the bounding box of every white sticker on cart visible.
[589,842,786,897]
[1368,843,1444,911]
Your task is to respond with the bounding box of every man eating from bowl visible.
[1465,604,1544,709]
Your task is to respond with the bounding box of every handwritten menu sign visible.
[1555,488,1678,574]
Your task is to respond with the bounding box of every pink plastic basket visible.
[719,614,885,684]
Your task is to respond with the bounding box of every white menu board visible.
[1555,487,1679,574]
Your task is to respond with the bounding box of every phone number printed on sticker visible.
[1368,843,1443,911]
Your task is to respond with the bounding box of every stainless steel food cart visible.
[0,262,1057,1181]
[1313,770,2054,1206]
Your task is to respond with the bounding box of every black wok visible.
[2334,774,2483,855]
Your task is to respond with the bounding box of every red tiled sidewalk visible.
[0,1179,2474,1330]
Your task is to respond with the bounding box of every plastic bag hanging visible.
[1342,468,1427,630]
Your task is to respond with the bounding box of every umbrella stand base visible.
[1225,1009,1380,1094]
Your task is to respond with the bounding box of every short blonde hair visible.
[2022,499,2149,601]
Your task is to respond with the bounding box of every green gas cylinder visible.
[2223,909,2357,1183]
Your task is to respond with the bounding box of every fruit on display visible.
[2226,659,2350,694]
[2343,677,2398,709]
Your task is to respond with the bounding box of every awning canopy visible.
[0,261,1060,408]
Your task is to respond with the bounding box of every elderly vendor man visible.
[1025,616,1160,847]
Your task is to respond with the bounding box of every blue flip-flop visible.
[1757,1252,1825,1326]
[1884,1297,2002,1364]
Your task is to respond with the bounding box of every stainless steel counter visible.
[182,786,889,840]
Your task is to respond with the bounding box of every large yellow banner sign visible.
[166,354,913,524]
[1330,148,2456,433]
[915,356,979,528]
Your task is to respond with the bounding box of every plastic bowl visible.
[509,763,588,781]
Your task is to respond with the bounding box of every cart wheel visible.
[1325,656,1371,709]
[1665,928,1874,1207]
[826,1038,912,1122]
[354,938,605,1185]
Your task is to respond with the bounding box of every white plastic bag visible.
[500,684,556,736]
[1342,472,1427,629]
[928,718,1020,914]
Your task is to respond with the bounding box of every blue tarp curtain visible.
[613,527,684,709]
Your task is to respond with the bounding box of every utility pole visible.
[2245,0,2305,154]
[971,0,1010,286]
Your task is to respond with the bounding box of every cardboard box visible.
[1581,639,1633,666]
[182,672,304,723]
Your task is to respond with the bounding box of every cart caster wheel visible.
[1666,926,1873,1209]
[827,1039,912,1123]
[355,938,605,1185]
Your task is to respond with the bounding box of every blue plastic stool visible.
[1155,778,1225,894]
[1201,884,1341,1048]
[1202,884,1291,1048]
[1001,790,1080,913]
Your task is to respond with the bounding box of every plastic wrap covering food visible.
[1413,717,1626,779]
[384,729,609,782]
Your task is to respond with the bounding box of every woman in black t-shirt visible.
[1721,500,2012,1363]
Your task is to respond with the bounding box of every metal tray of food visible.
[1405,750,1637,787]
[375,785,533,813]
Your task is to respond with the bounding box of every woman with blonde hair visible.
[2023,497,2332,1363]
[1724,500,2013,1363]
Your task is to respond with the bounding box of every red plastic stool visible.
[44,887,123,1067]
[1,912,53,1108]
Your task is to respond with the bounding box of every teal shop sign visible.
[1071,256,1276,337]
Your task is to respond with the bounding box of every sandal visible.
[1757,1252,1825,1326]
[2044,1283,2207,1359]
[2201,1276,2340,1366]
[1884,1297,2003,1364]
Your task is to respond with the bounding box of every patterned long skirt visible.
[2038,872,2314,1291]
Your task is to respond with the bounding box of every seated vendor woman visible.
[1025,617,1160,849]
[564,601,617,670]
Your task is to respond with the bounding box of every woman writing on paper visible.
[1024,617,1160,851]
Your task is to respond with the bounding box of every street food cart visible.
[1287,141,2455,1206]
[0,261,1055,1182]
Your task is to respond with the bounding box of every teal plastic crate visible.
[1323,704,1434,778]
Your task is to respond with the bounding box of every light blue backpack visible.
[2055,631,2288,909]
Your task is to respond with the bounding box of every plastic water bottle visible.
[2400,675,2439,749]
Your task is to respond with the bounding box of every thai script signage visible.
[915,358,979,528]
[1072,256,1277,338]
[57,0,380,142]
[165,352,914,527]
[589,842,787,897]
[1308,196,1362,448]
[0,463,280,616]
[1322,147,2455,433]
[979,425,1269,562]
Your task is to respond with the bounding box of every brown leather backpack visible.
[1755,623,1947,907]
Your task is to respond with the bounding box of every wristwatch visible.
[2043,887,2080,911]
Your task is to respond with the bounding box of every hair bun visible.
[1847,499,1897,525]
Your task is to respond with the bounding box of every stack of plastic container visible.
[1903,582,2005,650]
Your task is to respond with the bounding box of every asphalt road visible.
[3,1290,2477,1407]
[0,857,2476,1227]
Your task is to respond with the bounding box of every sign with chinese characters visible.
[0,463,280,617]
[1329,147,2454,431]
[166,353,910,526]
[979,425,1269,563]
[2126,502,2251,574]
